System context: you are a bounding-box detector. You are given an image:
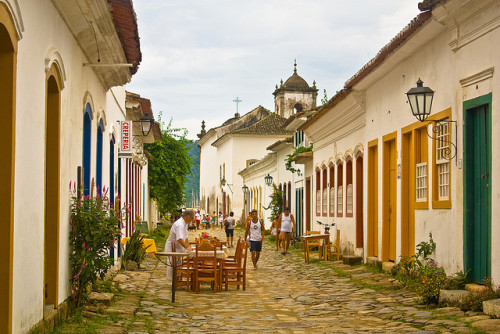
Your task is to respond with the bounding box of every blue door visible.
[83,105,92,196]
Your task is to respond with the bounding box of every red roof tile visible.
[108,0,142,75]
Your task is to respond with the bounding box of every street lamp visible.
[405,79,457,161]
[242,184,249,194]
[138,113,154,136]
[406,78,434,122]
[264,174,273,186]
[220,177,233,193]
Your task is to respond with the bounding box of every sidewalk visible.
[54,226,499,333]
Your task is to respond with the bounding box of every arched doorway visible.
[44,64,62,308]
[0,7,18,332]
[96,120,103,196]
[83,104,92,196]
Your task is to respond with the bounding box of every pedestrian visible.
[211,211,217,229]
[278,207,296,255]
[164,209,195,279]
[224,212,236,247]
[218,211,224,229]
[245,209,265,269]
[271,217,281,251]
[195,210,201,229]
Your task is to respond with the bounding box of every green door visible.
[295,187,303,237]
[463,94,491,283]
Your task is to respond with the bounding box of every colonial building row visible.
[1,1,161,332]
[198,0,499,288]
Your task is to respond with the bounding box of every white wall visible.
[11,0,130,331]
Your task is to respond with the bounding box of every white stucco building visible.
[0,0,160,332]
[298,0,500,286]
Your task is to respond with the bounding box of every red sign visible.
[121,121,131,152]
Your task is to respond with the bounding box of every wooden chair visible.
[225,238,242,265]
[193,242,219,292]
[326,229,341,261]
[171,243,194,291]
[305,230,322,259]
[222,241,248,291]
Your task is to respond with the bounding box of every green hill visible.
[184,141,200,207]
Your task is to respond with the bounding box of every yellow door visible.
[367,140,378,257]
[383,133,397,262]
[0,8,18,333]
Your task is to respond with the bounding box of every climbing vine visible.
[262,184,284,222]
[285,144,313,173]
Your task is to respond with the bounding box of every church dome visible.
[284,71,310,89]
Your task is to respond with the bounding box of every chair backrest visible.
[306,230,321,246]
[197,242,215,251]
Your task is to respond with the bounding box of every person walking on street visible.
[278,207,296,255]
[195,210,201,229]
[218,211,224,229]
[165,209,195,279]
[210,211,217,229]
[224,211,236,247]
[245,209,265,269]
[271,217,281,251]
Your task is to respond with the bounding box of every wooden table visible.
[302,234,331,263]
[155,251,189,302]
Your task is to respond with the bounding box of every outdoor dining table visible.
[155,251,189,302]
[301,234,331,263]
[156,245,228,300]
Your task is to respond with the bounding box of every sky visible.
[126,0,423,140]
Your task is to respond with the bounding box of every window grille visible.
[416,162,427,201]
[435,122,450,200]
[337,186,343,214]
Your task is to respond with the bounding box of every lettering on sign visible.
[121,121,131,152]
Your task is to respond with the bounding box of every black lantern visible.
[242,184,249,194]
[264,174,273,186]
[406,79,434,122]
[220,177,226,186]
[139,113,154,136]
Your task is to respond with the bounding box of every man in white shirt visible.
[245,209,265,269]
[165,209,195,279]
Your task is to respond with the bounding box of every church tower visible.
[273,61,318,119]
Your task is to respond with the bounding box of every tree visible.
[144,115,193,215]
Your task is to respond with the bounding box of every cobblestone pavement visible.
[66,226,499,333]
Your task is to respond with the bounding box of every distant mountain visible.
[184,141,200,207]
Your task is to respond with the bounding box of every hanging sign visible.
[121,121,132,152]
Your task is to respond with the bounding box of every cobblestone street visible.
[56,227,499,333]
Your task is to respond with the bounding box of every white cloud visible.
[127,0,422,139]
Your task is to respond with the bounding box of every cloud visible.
[127,0,422,139]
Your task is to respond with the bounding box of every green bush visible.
[415,260,447,304]
[69,185,124,306]
[121,229,150,269]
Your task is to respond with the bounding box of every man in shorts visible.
[224,211,236,247]
[245,209,265,269]
[278,207,296,254]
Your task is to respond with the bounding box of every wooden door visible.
[383,135,397,262]
[355,156,363,248]
[367,141,378,257]
[464,95,491,283]
[305,178,311,231]
[401,131,415,257]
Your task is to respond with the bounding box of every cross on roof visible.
[233,97,242,116]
